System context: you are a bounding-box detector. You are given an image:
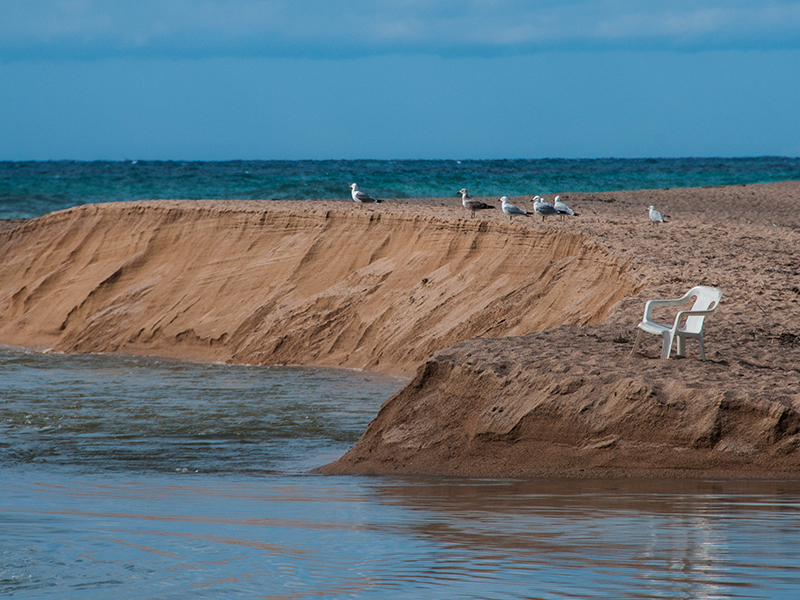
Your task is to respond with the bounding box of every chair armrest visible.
[643,295,693,321]
[671,308,718,330]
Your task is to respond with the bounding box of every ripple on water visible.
[3,474,800,599]
[0,348,404,474]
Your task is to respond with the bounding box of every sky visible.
[1,1,799,160]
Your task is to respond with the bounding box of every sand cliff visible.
[2,182,800,478]
[0,199,636,377]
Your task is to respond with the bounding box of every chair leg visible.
[630,329,643,356]
[676,334,686,357]
[661,332,673,359]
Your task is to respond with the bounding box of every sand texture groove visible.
[0,200,636,377]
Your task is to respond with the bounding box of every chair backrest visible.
[684,286,723,333]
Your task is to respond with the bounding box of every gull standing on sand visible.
[500,196,529,220]
[457,189,495,218]
[349,183,382,206]
[553,195,578,219]
[648,205,665,224]
[533,196,560,222]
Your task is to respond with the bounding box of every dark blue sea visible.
[2,156,799,219]
[3,158,800,598]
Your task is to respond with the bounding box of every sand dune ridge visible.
[0,199,638,376]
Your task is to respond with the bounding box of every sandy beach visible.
[1,181,799,477]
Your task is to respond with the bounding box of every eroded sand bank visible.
[319,181,800,477]
[0,199,636,376]
[2,181,800,477]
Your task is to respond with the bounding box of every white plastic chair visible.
[631,286,723,360]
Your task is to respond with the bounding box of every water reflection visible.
[5,472,799,599]
[363,478,800,599]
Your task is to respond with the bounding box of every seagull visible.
[553,195,578,219]
[533,196,560,222]
[648,205,665,224]
[500,196,529,220]
[349,183,382,206]
[457,189,495,218]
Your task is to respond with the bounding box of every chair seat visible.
[637,322,671,335]
[638,321,701,337]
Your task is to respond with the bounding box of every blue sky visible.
[1,1,799,160]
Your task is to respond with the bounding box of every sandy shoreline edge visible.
[2,181,800,477]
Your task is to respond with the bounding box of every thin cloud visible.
[2,0,800,61]
[592,5,797,40]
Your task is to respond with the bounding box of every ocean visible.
[1,156,800,219]
[3,158,800,598]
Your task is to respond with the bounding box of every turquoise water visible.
[2,157,799,218]
[2,348,800,599]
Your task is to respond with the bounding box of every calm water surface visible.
[2,348,800,599]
